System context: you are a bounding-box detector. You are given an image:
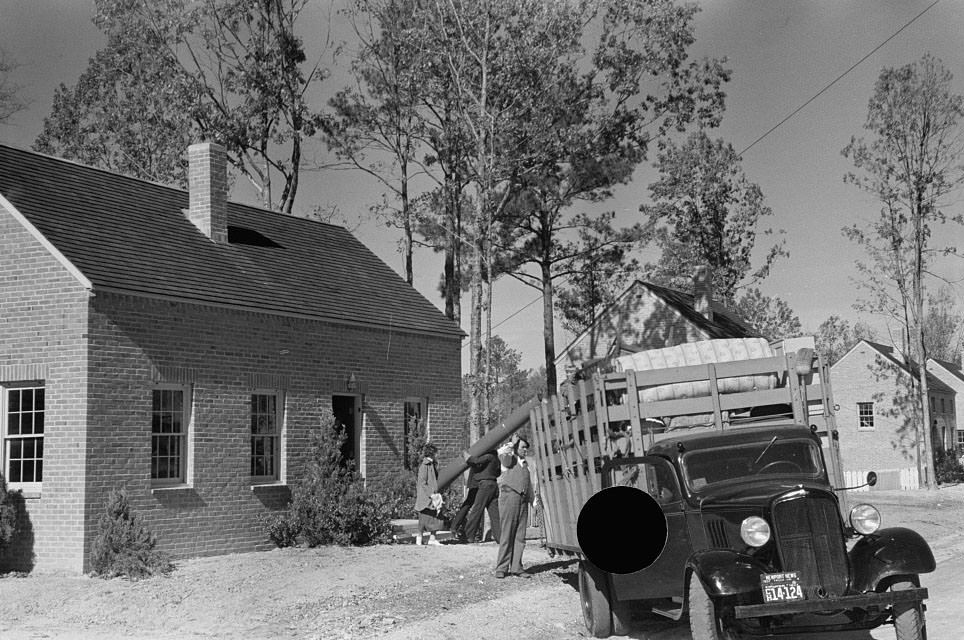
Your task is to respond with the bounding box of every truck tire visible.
[688,575,732,640]
[579,561,613,638]
[891,579,926,640]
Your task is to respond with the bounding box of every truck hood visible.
[694,480,834,509]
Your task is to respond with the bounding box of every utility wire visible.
[463,0,942,350]
[738,0,941,155]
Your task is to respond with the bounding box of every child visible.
[414,443,443,545]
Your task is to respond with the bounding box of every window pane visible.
[35,388,44,411]
[23,438,34,458]
[8,389,20,412]
[9,461,20,482]
[22,461,34,482]
[8,414,20,435]
[152,391,161,412]
[35,460,42,482]
[34,411,44,434]
[22,389,34,411]
[10,439,22,458]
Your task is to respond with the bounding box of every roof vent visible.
[187,142,228,244]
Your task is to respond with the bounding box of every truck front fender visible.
[849,527,936,593]
[687,549,769,600]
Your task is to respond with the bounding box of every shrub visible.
[262,411,396,547]
[936,448,964,484]
[89,488,173,579]
[0,473,18,551]
[369,469,416,519]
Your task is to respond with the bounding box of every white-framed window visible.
[857,402,875,429]
[250,391,283,482]
[957,428,964,452]
[2,382,45,492]
[151,385,191,486]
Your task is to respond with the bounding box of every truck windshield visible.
[682,438,824,492]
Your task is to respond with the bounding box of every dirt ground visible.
[2,485,964,640]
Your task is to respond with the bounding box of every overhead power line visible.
[739,0,941,155]
[463,0,942,350]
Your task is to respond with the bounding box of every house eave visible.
[90,285,465,341]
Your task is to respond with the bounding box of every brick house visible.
[927,357,963,452]
[831,340,956,490]
[555,275,757,386]
[0,142,463,573]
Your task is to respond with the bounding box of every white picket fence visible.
[843,468,919,491]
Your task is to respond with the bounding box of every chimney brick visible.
[692,265,714,322]
[188,142,228,244]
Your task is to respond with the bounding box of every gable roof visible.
[836,340,955,394]
[0,144,462,338]
[558,279,757,361]
[641,281,758,339]
[928,358,964,386]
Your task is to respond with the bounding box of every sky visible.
[1,0,963,373]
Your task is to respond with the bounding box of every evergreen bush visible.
[936,448,964,484]
[262,411,395,547]
[89,488,173,579]
[0,473,18,551]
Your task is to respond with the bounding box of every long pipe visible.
[436,398,542,491]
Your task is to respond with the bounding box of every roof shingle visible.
[0,144,462,338]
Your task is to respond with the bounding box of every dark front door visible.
[332,395,357,465]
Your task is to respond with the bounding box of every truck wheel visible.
[579,561,613,638]
[688,575,732,640]
[891,580,926,640]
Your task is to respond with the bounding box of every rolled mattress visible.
[614,337,777,403]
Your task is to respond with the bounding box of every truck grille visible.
[772,493,849,597]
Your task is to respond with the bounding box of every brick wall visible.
[83,292,462,568]
[0,209,89,573]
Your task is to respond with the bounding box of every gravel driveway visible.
[2,486,963,640]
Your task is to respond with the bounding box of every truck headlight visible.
[740,516,771,547]
[849,504,881,535]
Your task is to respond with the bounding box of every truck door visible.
[607,456,691,600]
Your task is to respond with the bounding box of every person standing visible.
[414,443,443,546]
[462,447,501,543]
[449,463,479,543]
[494,435,539,578]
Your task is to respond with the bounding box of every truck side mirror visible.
[866,471,877,487]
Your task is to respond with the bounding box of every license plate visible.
[761,571,804,603]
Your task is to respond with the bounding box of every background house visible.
[831,340,957,490]
[0,142,463,573]
[927,357,963,453]
[555,273,757,387]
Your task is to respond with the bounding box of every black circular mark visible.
[576,486,667,575]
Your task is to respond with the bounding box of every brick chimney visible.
[187,142,228,244]
[692,265,714,322]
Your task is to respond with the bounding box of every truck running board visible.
[650,604,685,621]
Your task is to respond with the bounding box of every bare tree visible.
[843,54,964,489]
[0,49,25,124]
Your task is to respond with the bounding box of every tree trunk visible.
[402,161,413,284]
[541,260,557,396]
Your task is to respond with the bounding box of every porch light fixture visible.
[347,372,357,392]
